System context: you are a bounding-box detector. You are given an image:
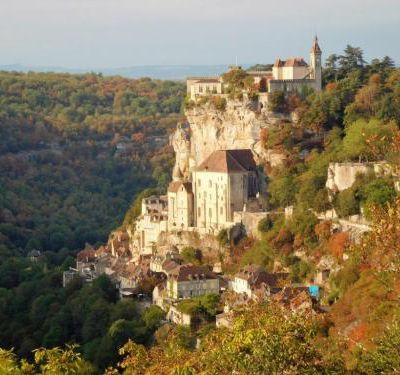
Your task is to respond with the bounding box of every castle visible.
[187,37,322,100]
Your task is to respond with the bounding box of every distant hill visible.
[0,64,237,80]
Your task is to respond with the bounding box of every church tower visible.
[310,36,322,91]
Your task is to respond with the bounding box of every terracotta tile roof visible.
[170,264,218,282]
[193,79,221,84]
[196,149,256,173]
[168,181,193,194]
[162,260,180,273]
[236,265,288,289]
[274,59,285,68]
[187,76,220,82]
[285,58,308,67]
[77,248,96,262]
[274,58,308,68]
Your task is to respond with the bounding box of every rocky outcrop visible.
[326,162,394,193]
[171,97,289,175]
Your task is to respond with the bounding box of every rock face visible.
[171,97,288,174]
[326,162,394,192]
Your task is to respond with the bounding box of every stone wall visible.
[233,211,269,239]
[268,79,319,93]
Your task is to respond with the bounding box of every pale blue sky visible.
[0,0,399,68]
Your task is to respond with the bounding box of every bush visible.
[217,229,229,247]
[334,188,360,218]
[181,247,202,265]
[290,209,318,241]
[360,178,396,217]
[257,217,273,233]
[209,96,227,111]
[342,118,397,161]
[268,91,286,113]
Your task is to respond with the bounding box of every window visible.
[198,179,201,187]
[209,180,212,188]
[220,206,223,215]
[209,208,212,218]
[198,207,201,217]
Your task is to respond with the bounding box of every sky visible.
[0,0,399,69]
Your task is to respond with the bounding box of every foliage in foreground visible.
[112,304,346,375]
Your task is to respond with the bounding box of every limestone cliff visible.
[326,162,395,193]
[172,96,289,177]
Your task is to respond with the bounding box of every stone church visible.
[168,149,260,234]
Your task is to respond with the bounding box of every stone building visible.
[167,180,194,230]
[186,37,322,99]
[231,265,285,300]
[191,149,259,233]
[167,264,220,299]
[268,36,322,93]
[187,76,223,100]
[134,195,168,254]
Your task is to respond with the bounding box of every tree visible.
[257,217,273,233]
[114,304,346,374]
[334,188,359,218]
[355,321,400,374]
[217,228,229,247]
[268,91,286,113]
[338,45,366,77]
[0,345,95,374]
[141,306,165,331]
[342,118,397,161]
[181,246,202,265]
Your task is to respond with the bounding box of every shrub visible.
[334,188,360,218]
[360,178,397,218]
[257,217,273,233]
[217,229,229,247]
[209,96,227,111]
[181,246,202,265]
[268,91,286,113]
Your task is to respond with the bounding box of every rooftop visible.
[170,264,218,282]
[168,181,193,194]
[196,149,257,173]
[274,58,308,68]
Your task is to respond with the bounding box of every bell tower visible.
[310,36,322,91]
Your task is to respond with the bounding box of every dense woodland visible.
[1,46,400,373]
[0,73,184,371]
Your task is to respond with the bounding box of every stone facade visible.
[167,265,220,299]
[191,149,259,233]
[187,77,223,100]
[168,181,194,230]
[187,37,322,101]
[269,37,322,93]
[134,195,168,255]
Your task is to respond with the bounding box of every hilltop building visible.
[187,37,322,100]
[269,36,322,93]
